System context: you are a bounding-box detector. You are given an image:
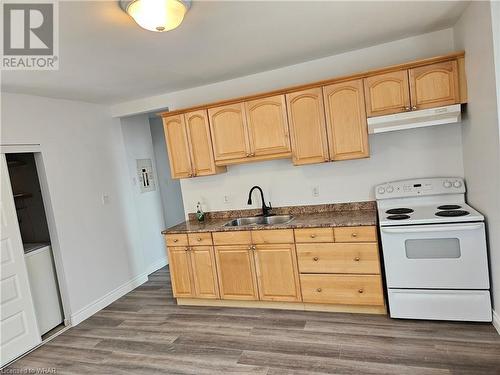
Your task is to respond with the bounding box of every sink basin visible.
[223,215,294,227]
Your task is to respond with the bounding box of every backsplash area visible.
[180,123,464,217]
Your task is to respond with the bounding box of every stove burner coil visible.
[387,214,411,220]
[386,208,414,215]
[435,210,470,217]
[437,205,462,210]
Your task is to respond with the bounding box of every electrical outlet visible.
[102,193,110,205]
[223,195,230,204]
[312,186,320,197]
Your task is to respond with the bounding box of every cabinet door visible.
[363,70,410,117]
[323,79,369,161]
[245,95,291,156]
[208,103,250,162]
[253,244,301,302]
[214,245,259,300]
[163,115,193,179]
[286,88,330,165]
[189,246,219,299]
[409,60,460,110]
[168,246,194,298]
[185,110,223,177]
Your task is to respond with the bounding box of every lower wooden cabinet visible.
[254,244,301,302]
[300,274,384,306]
[214,245,259,300]
[168,246,219,299]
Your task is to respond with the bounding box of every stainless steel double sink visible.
[223,215,294,227]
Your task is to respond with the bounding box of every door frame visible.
[0,144,71,327]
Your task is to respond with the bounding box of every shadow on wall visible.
[149,116,185,227]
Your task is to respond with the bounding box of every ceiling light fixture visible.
[119,0,191,32]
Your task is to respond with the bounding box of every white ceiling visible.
[1,1,469,105]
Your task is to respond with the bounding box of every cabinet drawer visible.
[252,229,294,244]
[334,226,377,243]
[300,274,384,305]
[188,232,213,246]
[166,233,188,247]
[213,231,252,245]
[296,243,380,274]
[294,228,334,243]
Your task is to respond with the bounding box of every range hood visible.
[367,104,461,134]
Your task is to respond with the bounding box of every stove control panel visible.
[375,177,465,199]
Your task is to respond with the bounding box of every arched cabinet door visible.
[323,79,370,161]
[163,115,193,179]
[244,95,291,157]
[409,60,460,110]
[286,88,330,165]
[363,70,410,117]
[208,103,250,162]
[184,110,224,177]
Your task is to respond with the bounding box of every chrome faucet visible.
[247,186,272,217]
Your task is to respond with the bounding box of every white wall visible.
[120,115,167,273]
[137,28,465,215]
[149,117,185,228]
[111,29,455,117]
[1,93,146,324]
[453,1,500,315]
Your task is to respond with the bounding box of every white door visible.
[1,155,41,366]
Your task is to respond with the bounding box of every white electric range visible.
[375,177,492,322]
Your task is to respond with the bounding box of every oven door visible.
[380,222,489,289]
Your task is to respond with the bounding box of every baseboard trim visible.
[176,298,387,315]
[147,257,167,275]
[70,273,148,326]
[493,309,500,335]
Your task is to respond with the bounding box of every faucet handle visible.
[268,202,272,210]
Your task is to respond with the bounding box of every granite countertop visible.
[162,202,377,235]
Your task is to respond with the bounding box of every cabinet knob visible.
[310,234,316,238]
[197,237,202,242]
[412,105,417,110]
[351,233,358,238]
[404,106,410,111]
[173,239,178,243]
[246,153,250,157]
[252,245,256,250]
[248,245,253,250]
[358,289,364,294]
[184,247,189,251]
[313,257,319,261]
[316,288,322,292]
[354,257,360,262]
[250,153,255,157]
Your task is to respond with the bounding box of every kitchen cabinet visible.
[208,103,250,162]
[245,95,291,157]
[409,60,460,110]
[363,70,411,117]
[253,244,301,302]
[286,88,330,165]
[189,246,219,299]
[163,110,225,179]
[168,246,194,297]
[323,79,369,161]
[214,245,259,300]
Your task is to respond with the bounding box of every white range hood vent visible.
[367,104,461,134]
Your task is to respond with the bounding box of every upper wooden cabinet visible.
[163,115,192,179]
[409,60,460,110]
[208,103,250,162]
[363,70,410,117]
[323,79,369,161]
[245,95,291,157]
[286,88,330,165]
[163,110,225,179]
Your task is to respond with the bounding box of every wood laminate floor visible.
[7,267,500,374]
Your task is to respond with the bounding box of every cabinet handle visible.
[313,257,319,261]
[412,105,417,111]
[351,233,358,238]
[358,289,364,294]
[310,234,316,238]
[316,288,322,293]
[354,257,360,262]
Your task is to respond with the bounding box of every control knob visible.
[453,180,462,188]
[386,186,394,193]
[443,181,452,188]
[377,187,386,194]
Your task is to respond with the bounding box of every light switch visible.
[312,186,320,197]
[102,193,110,205]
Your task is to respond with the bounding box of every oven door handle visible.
[381,223,483,233]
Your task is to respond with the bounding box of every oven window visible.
[405,238,461,259]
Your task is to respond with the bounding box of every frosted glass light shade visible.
[125,0,189,32]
